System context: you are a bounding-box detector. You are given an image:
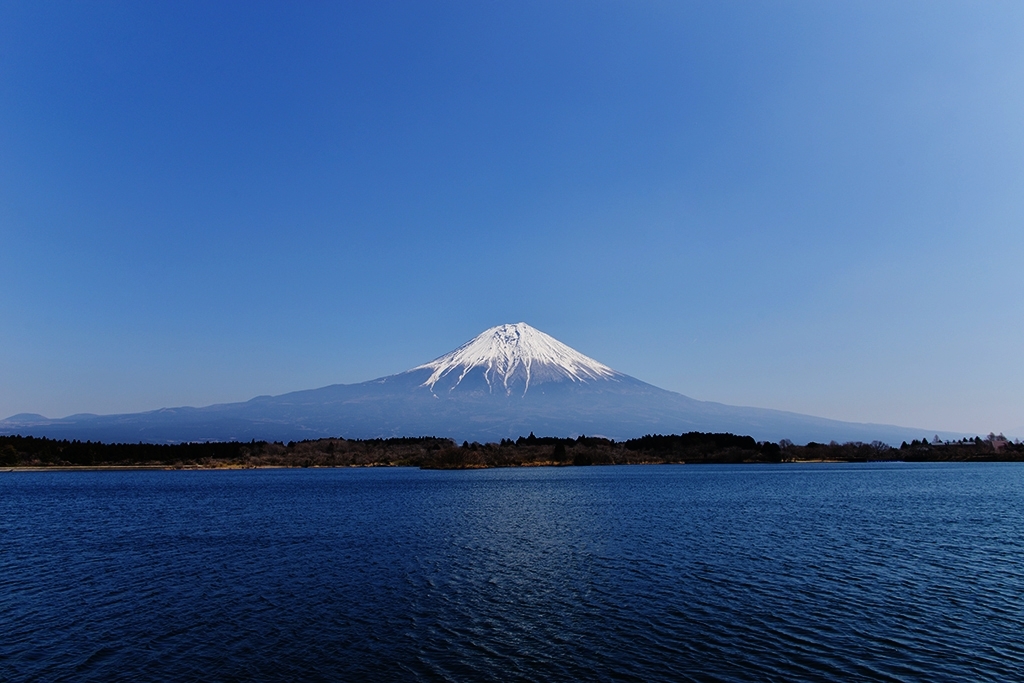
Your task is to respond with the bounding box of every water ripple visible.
[1,463,1023,681]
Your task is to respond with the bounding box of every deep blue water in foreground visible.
[2,463,1023,682]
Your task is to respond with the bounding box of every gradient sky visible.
[2,1,1022,436]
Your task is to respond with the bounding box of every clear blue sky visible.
[2,1,1022,436]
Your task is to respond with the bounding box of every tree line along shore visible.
[1,432,1021,470]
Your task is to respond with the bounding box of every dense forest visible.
[2,432,1021,469]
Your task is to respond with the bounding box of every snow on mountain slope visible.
[0,322,967,445]
[411,323,620,395]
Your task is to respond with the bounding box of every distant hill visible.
[1,323,963,445]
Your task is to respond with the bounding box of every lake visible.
[2,463,1022,681]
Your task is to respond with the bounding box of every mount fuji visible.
[1,323,955,445]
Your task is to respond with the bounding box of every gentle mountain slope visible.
[1,323,960,445]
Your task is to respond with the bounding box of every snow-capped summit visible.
[412,322,620,395]
[0,320,953,446]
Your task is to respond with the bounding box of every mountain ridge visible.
[1,323,964,445]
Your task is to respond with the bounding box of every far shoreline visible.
[3,459,1019,474]
[2,432,1019,470]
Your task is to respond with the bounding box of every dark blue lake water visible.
[2,463,1022,682]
